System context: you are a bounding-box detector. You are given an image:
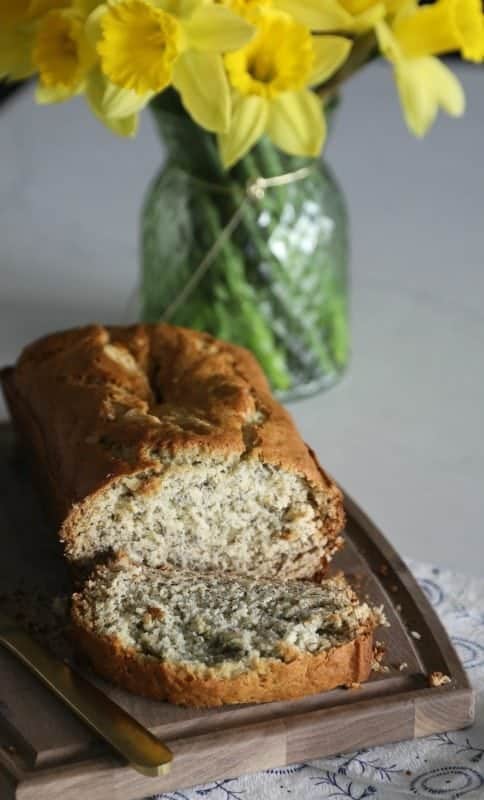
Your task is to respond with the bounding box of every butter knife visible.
[0,611,172,777]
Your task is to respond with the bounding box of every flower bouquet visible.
[1,0,480,397]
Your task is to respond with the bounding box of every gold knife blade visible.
[0,611,172,777]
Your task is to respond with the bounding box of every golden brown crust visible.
[71,616,374,708]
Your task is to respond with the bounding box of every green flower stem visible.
[196,191,291,389]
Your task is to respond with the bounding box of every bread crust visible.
[1,324,345,571]
[71,615,374,708]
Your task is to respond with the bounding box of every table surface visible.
[0,62,483,575]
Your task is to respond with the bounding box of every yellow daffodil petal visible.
[172,50,231,133]
[395,56,465,136]
[85,65,111,113]
[183,5,254,52]
[95,69,154,117]
[377,20,466,136]
[225,0,272,23]
[218,94,268,168]
[180,0,202,15]
[309,36,352,86]
[266,89,326,157]
[375,19,400,60]
[85,4,106,48]
[86,68,140,135]
[339,0,375,14]
[274,0,353,31]
[336,0,386,31]
[394,0,483,62]
[0,24,35,79]
[97,0,182,94]
[86,67,151,118]
[153,0,197,17]
[351,3,385,32]
[102,112,139,136]
[433,64,466,116]
[36,83,81,104]
[102,83,153,117]
[390,0,418,24]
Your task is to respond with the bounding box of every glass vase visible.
[140,92,349,401]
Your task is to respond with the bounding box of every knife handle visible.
[0,625,172,777]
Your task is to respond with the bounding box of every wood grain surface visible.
[0,424,475,799]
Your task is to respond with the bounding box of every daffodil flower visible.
[0,0,65,80]
[33,9,97,99]
[91,0,254,134]
[218,9,351,167]
[393,0,484,63]
[376,19,465,137]
[30,4,142,137]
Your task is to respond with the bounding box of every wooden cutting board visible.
[0,423,474,800]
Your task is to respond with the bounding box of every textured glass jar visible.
[141,93,349,401]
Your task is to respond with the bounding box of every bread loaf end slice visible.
[71,559,383,707]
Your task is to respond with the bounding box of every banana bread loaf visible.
[72,559,380,706]
[1,324,344,578]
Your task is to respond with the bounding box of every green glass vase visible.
[140,92,349,401]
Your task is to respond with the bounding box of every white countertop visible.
[1,62,483,575]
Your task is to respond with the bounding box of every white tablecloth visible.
[153,561,484,799]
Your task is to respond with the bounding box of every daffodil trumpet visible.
[33,9,96,96]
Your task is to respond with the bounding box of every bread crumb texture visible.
[73,563,377,676]
[69,454,333,577]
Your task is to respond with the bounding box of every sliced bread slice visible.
[71,560,383,707]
